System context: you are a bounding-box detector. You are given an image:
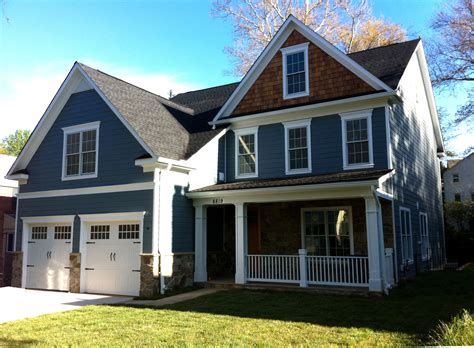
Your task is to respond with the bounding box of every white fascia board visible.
[5,174,29,181]
[187,179,379,199]
[414,43,444,152]
[78,211,145,222]
[212,15,392,122]
[135,156,195,173]
[21,215,76,224]
[214,91,397,128]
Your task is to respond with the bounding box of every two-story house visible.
[6,16,445,296]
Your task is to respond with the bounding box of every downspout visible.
[152,168,164,295]
[158,163,172,295]
[372,186,388,294]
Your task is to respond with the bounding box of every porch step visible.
[201,281,370,297]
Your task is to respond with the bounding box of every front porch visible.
[190,171,396,292]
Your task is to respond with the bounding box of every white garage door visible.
[83,221,141,296]
[26,224,71,291]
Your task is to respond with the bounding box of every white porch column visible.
[235,203,248,284]
[365,196,384,292]
[194,204,207,282]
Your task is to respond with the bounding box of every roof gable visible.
[212,15,392,122]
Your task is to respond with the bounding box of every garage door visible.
[26,224,71,291]
[83,221,141,296]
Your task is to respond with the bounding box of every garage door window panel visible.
[54,226,71,240]
[90,225,110,240]
[118,224,140,240]
[31,226,48,240]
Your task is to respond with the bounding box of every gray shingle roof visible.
[192,169,392,192]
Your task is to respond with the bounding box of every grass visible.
[431,309,474,346]
[0,265,473,346]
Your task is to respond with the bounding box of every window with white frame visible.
[281,43,309,99]
[234,127,258,178]
[62,122,100,180]
[340,110,374,170]
[284,119,312,174]
[400,207,413,263]
[419,213,429,261]
[302,208,353,256]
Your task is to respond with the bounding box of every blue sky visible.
[0,0,470,153]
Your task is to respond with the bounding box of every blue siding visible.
[21,89,152,193]
[171,185,194,253]
[225,107,388,181]
[17,190,154,253]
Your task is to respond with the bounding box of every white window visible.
[400,207,413,264]
[419,213,429,261]
[234,127,258,178]
[302,207,353,256]
[62,121,100,180]
[340,110,374,170]
[283,119,312,175]
[281,43,309,99]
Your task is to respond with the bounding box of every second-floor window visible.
[235,127,258,178]
[420,212,429,261]
[400,207,413,264]
[281,43,309,99]
[62,121,100,180]
[340,110,374,170]
[283,119,312,175]
[453,173,459,183]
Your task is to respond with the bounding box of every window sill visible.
[235,173,258,180]
[62,173,98,181]
[283,90,309,100]
[343,163,375,171]
[286,168,312,176]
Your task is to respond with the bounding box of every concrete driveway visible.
[0,287,131,324]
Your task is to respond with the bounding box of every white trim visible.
[234,126,259,179]
[399,206,414,264]
[385,105,393,170]
[7,63,155,178]
[283,119,312,175]
[301,206,354,255]
[78,211,145,223]
[61,121,100,181]
[281,43,310,99]
[20,214,75,289]
[212,15,392,122]
[376,189,393,201]
[340,109,374,170]
[17,182,154,199]
[419,212,429,261]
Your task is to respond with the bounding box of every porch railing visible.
[247,254,300,283]
[247,250,369,287]
[306,255,369,287]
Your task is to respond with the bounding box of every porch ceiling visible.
[191,169,391,193]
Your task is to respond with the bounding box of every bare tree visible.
[428,0,473,87]
[212,0,407,76]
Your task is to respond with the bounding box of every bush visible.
[431,310,474,346]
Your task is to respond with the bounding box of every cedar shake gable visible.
[233,29,376,116]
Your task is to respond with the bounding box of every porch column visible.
[365,196,384,292]
[194,204,207,282]
[235,203,248,284]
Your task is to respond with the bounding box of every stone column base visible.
[163,253,194,290]
[69,253,81,293]
[11,251,23,288]
[140,254,160,297]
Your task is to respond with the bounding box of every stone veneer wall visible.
[69,253,81,293]
[140,254,160,297]
[250,199,369,255]
[163,253,194,290]
[10,251,22,287]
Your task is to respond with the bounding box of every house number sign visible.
[212,198,224,204]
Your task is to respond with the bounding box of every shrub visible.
[431,310,474,346]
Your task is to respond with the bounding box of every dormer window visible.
[281,43,309,99]
[62,121,100,180]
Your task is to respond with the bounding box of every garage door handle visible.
[132,270,140,272]
[86,242,95,244]
[28,241,35,244]
[113,252,116,261]
[64,267,71,269]
[133,242,140,244]
[65,241,71,244]
[27,265,34,268]
[110,252,112,261]
[85,268,94,271]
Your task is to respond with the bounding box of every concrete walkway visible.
[129,288,222,307]
[0,287,131,324]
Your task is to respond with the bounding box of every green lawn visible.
[1,265,473,346]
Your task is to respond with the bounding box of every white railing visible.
[247,254,300,283]
[306,255,369,287]
[247,251,369,287]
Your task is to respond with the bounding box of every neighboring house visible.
[0,155,18,287]
[444,153,474,203]
[6,16,445,296]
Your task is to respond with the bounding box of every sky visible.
[0,0,471,154]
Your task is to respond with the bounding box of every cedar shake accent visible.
[233,30,376,116]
